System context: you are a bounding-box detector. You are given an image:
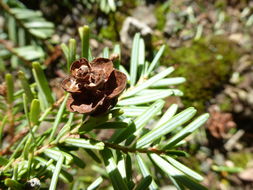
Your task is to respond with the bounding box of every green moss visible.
[214,0,227,9]
[99,16,117,41]
[220,97,233,112]
[151,32,166,47]
[228,151,253,168]
[155,1,170,30]
[161,36,239,111]
[99,12,125,41]
[119,0,137,10]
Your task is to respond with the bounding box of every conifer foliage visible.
[0,10,209,188]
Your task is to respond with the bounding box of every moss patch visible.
[161,36,239,111]
[154,1,170,30]
[219,96,233,112]
[228,151,253,168]
[99,11,126,41]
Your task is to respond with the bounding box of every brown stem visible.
[0,130,168,171]
[33,134,167,158]
[0,95,65,156]
[103,141,166,155]
[44,45,62,66]
[0,0,10,12]
[53,95,65,107]
[0,128,29,156]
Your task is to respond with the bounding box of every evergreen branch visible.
[0,39,32,65]
[103,140,167,155]
[0,0,55,54]
[0,131,169,171]
[0,0,31,37]
[0,95,66,156]
[0,128,29,156]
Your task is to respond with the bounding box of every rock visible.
[163,9,188,37]
[236,55,252,73]
[234,103,243,113]
[180,29,194,40]
[224,86,238,100]
[230,72,240,84]
[230,21,240,33]
[201,159,212,173]
[61,34,71,43]
[237,89,247,101]
[229,33,243,44]
[163,12,179,37]
[90,39,99,49]
[51,34,60,43]
[229,33,252,50]
[238,73,253,90]
[214,151,225,165]
[247,90,253,106]
[132,5,157,28]
[161,186,177,190]
[239,168,253,181]
[62,15,73,26]
[120,17,152,48]
[168,37,181,48]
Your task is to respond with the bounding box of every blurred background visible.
[1,0,253,189]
